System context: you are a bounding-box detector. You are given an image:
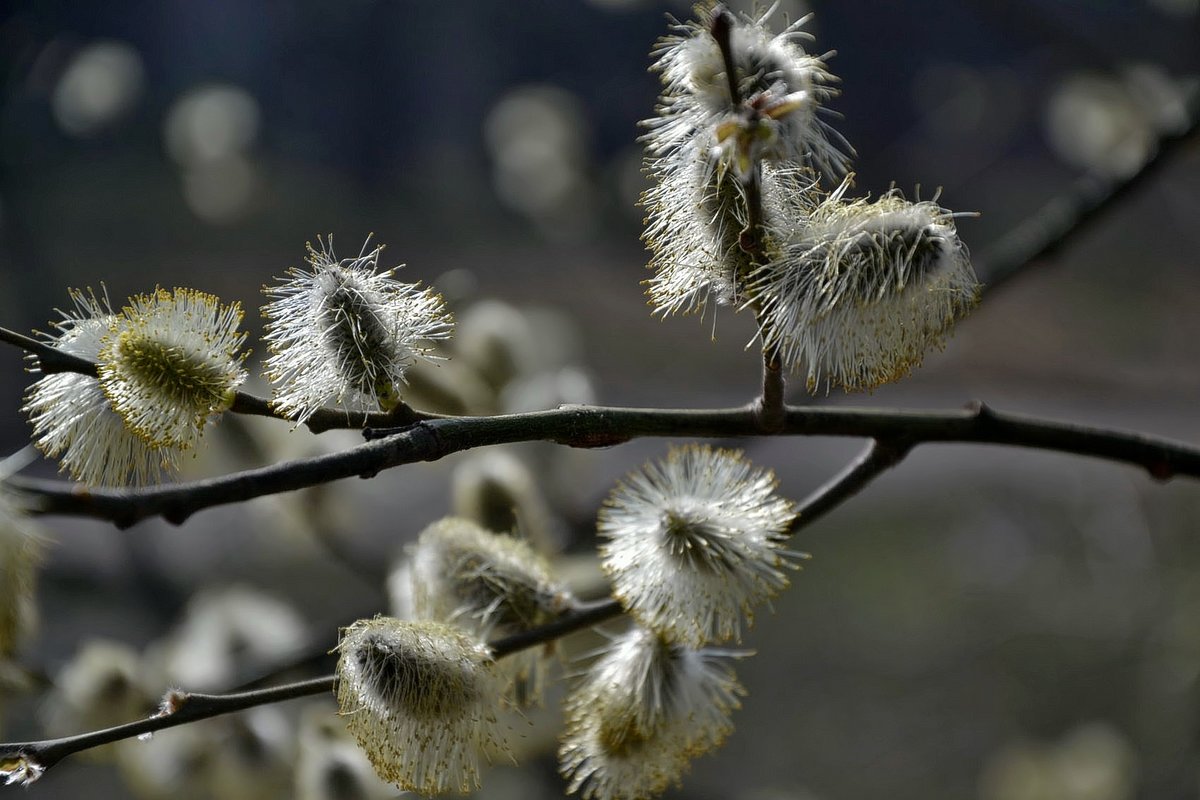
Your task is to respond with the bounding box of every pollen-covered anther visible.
[335,617,507,795]
[644,6,849,175]
[640,6,849,322]
[598,445,798,647]
[97,287,247,450]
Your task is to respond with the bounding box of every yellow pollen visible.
[114,330,230,411]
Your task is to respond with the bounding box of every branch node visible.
[876,437,914,465]
[965,399,995,423]
[362,423,415,441]
[751,395,786,434]
[384,401,423,426]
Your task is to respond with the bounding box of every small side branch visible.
[754,341,786,432]
[228,392,436,434]
[491,598,624,659]
[711,4,784,421]
[0,600,627,780]
[979,86,1200,294]
[0,676,333,781]
[787,438,911,535]
[0,327,97,378]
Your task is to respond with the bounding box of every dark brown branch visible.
[0,327,97,378]
[7,400,1198,528]
[978,86,1200,294]
[0,676,333,781]
[754,339,786,432]
[0,599,626,781]
[787,438,911,534]
[227,392,437,434]
[0,434,931,780]
[0,433,943,780]
[711,5,783,424]
[490,597,623,659]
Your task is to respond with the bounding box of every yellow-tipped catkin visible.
[98,287,247,450]
[410,517,571,705]
[750,183,979,392]
[335,618,507,795]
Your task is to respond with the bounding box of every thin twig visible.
[490,598,624,659]
[0,325,436,435]
[978,86,1200,294]
[0,327,97,378]
[0,599,626,779]
[711,5,784,428]
[6,400,1198,528]
[786,438,911,534]
[0,676,333,780]
[228,392,439,434]
[0,433,935,779]
[755,340,787,432]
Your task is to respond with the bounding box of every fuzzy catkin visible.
[335,618,506,795]
[598,445,798,647]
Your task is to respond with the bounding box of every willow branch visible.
[0,434,929,781]
[5,400,1197,529]
[0,599,625,780]
[755,339,786,432]
[978,85,1200,294]
[0,676,333,781]
[0,327,96,378]
[0,325,434,434]
[490,597,624,658]
[786,438,911,534]
[227,392,435,433]
[0,434,946,778]
[710,5,786,430]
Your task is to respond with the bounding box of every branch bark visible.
[6,400,1198,528]
[977,86,1200,294]
[786,438,911,534]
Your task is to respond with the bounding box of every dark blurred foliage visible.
[1,1,1199,799]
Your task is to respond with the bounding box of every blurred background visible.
[1,0,1200,798]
